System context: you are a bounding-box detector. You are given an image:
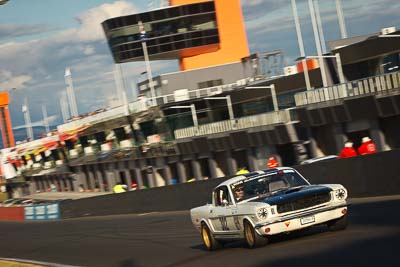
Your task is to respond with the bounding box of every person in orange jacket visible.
[358,136,377,155]
[338,141,357,159]
[266,156,279,168]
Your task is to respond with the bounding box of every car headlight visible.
[334,188,347,201]
[256,207,268,220]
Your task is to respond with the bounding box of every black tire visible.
[244,221,269,248]
[327,214,348,231]
[201,223,222,251]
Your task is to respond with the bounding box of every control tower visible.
[102,0,249,71]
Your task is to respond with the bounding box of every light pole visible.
[245,84,278,112]
[60,91,69,123]
[169,104,198,128]
[42,105,50,133]
[64,68,79,118]
[204,95,235,125]
[22,98,34,141]
[313,0,327,54]
[291,0,311,91]
[138,21,156,106]
[308,0,328,88]
[335,0,348,39]
[297,53,345,84]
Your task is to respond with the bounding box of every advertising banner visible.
[24,203,60,220]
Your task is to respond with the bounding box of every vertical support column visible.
[208,157,218,179]
[59,175,65,192]
[64,174,72,191]
[94,164,105,192]
[146,167,155,188]
[44,177,51,191]
[370,121,389,151]
[86,165,96,190]
[191,160,202,180]
[113,163,121,185]
[176,162,187,183]
[246,148,257,171]
[132,168,144,189]
[71,173,81,192]
[307,128,318,158]
[28,177,36,194]
[124,169,133,189]
[334,124,347,154]
[226,151,237,176]
[106,163,117,192]
[163,165,172,185]
[79,166,88,191]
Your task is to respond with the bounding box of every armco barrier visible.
[59,149,400,219]
[24,203,60,220]
[0,206,24,221]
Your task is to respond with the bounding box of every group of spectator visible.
[338,136,377,159]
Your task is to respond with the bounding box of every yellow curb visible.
[0,260,45,267]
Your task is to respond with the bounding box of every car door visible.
[209,186,234,232]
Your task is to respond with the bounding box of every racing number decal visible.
[219,216,229,231]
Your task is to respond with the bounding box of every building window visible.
[198,79,223,89]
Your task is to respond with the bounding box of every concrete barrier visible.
[0,207,24,221]
[294,149,400,198]
[59,149,400,219]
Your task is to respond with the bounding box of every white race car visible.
[190,167,349,250]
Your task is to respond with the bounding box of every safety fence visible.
[294,71,400,106]
[174,109,294,139]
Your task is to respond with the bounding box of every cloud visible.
[74,0,138,42]
[83,45,95,55]
[0,1,143,128]
[0,23,57,40]
[0,69,31,90]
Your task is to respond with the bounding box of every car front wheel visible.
[201,223,222,251]
[244,221,268,248]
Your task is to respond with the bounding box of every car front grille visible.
[277,192,331,213]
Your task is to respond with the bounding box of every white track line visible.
[0,257,80,267]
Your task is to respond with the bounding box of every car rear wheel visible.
[327,214,348,231]
[201,223,222,251]
[244,221,268,248]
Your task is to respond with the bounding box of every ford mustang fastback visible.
[190,167,349,250]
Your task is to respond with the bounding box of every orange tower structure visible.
[169,0,249,70]
[0,92,15,148]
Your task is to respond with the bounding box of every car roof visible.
[300,155,338,164]
[215,167,296,189]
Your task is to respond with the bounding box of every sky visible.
[0,0,399,141]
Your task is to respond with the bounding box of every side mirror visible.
[222,199,229,206]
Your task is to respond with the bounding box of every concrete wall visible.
[59,149,400,219]
[140,62,249,96]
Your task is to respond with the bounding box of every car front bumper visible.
[255,203,348,236]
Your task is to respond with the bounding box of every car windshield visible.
[230,169,309,202]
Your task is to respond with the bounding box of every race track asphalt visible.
[0,195,399,267]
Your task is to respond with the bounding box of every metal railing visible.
[57,79,250,133]
[294,71,400,106]
[150,79,249,106]
[174,109,294,139]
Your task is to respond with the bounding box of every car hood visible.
[249,185,332,206]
